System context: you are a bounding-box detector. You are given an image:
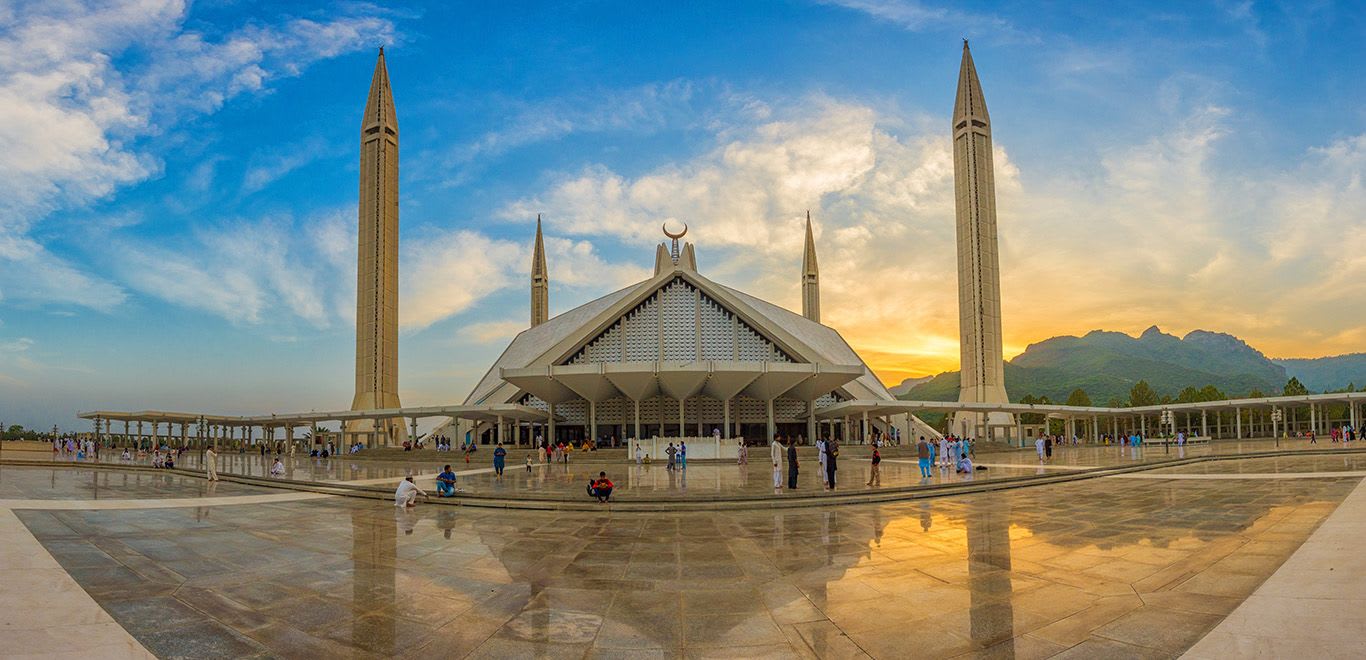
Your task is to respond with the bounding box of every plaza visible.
[4,20,1361,660]
[4,438,1366,658]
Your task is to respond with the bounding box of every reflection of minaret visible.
[349,48,405,446]
[951,41,1013,438]
[966,497,1015,650]
[801,211,820,323]
[531,215,549,327]
[351,508,396,654]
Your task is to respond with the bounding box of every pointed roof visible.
[362,47,398,131]
[464,261,895,406]
[952,40,989,125]
[802,211,818,277]
[531,214,547,278]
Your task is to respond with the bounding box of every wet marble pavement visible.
[40,437,1364,503]
[0,466,275,500]
[1144,454,1366,475]
[16,471,1359,659]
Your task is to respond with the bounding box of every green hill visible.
[1279,354,1366,392]
[899,326,1362,404]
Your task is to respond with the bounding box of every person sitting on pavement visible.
[587,472,614,503]
[394,476,428,507]
[436,465,459,497]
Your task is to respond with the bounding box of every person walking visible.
[737,438,748,465]
[824,438,839,489]
[939,436,950,469]
[770,437,783,490]
[679,441,687,470]
[916,437,931,478]
[493,443,507,481]
[1044,436,1053,462]
[635,442,643,465]
[866,445,881,487]
[786,437,800,489]
[205,446,219,481]
[666,443,678,470]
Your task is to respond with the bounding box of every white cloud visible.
[0,0,394,311]
[499,91,1366,376]
[819,0,1031,41]
[401,231,523,330]
[424,80,714,187]
[241,137,341,194]
[113,213,342,327]
[461,320,527,344]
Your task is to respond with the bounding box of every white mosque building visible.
[456,220,938,447]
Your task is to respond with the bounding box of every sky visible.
[1,0,1363,431]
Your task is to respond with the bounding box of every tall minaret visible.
[952,41,1012,437]
[349,48,404,445]
[531,215,549,326]
[801,211,820,323]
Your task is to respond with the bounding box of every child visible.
[525,454,533,473]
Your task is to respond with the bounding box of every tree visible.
[1129,380,1158,407]
[1284,377,1309,396]
[1177,386,1200,403]
[1198,385,1226,402]
[1065,388,1092,407]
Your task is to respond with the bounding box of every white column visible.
[808,401,817,446]
[548,403,556,444]
[589,401,598,445]
[634,399,642,440]
[861,411,868,445]
[1235,407,1242,439]
[722,399,729,440]
[766,398,775,442]
[1201,411,1208,438]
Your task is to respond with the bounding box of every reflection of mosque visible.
[333,479,1328,656]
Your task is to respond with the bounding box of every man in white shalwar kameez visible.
[770,438,783,490]
[816,437,828,486]
[939,437,950,468]
[394,477,427,507]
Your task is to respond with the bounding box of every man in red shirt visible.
[588,472,614,503]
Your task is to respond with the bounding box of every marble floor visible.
[0,466,276,500]
[33,437,1366,503]
[6,463,1360,658]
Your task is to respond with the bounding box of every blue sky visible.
[1,0,1363,431]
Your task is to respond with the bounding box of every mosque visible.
[78,43,1018,449]
[356,43,1010,448]
[457,216,938,447]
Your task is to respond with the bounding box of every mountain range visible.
[896,326,1365,405]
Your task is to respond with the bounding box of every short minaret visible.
[349,47,404,446]
[801,211,820,323]
[531,215,549,327]
[952,40,1012,437]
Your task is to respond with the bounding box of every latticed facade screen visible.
[516,277,840,437]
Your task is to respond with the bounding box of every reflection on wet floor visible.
[18,471,1358,658]
[0,466,273,500]
[31,437,1363,501]
[1151,454,1366,475]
